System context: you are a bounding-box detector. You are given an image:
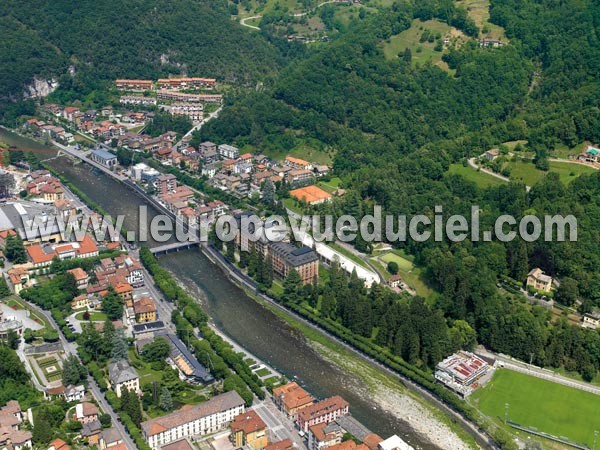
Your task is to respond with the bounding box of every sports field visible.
[471,369,600,447]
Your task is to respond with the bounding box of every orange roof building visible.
[230,410,267,450]
[290,185,332,205]
[272,381,314,420]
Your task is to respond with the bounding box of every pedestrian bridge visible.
[150,241,201,256]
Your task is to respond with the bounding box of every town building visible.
[90,149,118,168]
[81,419,102,446]
[284,156,313,171]
[7,267,31,295]
[230,410,267,450]
[157,90,202,103]
[155,332,214,385]
[287,169,314,184]
[157,77,217,90]
[526,268,553,292]
[434,351,490,397]
[155,174,178,195]
[68,267,90,289]
[377,435,414,450]
[48,438,71,450]
[141,391,245,449]
[165,103,204,122]
[308,422,343,450]
[100,428,124,449]
[272,381,314,420]
[115,79,153,91]
[120,95,157,106]
[578,146,600,163]
[269,243,319,285]
[583,311,600,329]
[218,144,240,160]
[297,396,349,432]
[108,360,140,397]
[0,318,23,342]
[74,402,100,424]
[161,439,195,450]
[134,297,157,323]
[265,440,295,450]
[0,401,31,450]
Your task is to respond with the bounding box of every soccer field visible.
[471,369,600,447]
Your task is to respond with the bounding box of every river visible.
[1,128,442,450]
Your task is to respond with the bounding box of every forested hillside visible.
[199,0,600,380]
[0,0,291,115]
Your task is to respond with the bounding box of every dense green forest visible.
[198,0,600,380]
[0,0,297,119]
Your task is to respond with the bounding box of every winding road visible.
[239,0,350,30]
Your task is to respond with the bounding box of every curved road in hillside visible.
[240,0,349,30]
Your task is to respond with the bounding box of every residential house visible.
[68,267,89,289]
[0,401,31,450]
[115,79,153,90]
[218,144,239,160]
[74,402,100,424]
[265,440,295,450]
[483,149,499,161]
[64,385,85,402]
[272,382,314,420]
[100,428,123,450]
[141,391,245,449]
[157,332,213,385]
[377,435,413,450]
[81,419,102,446]
[108,360,140,397]
[285,156,313,171]
[155,174,178,195]
[7,267,31,295]
[48,438,71,450]
[583,311,600,330]
[308,422,343,450]
[286,169,314,184]
[297,396,349,432]
[134,297,157,323]
[526,268,553,292]
[230,410,267,450]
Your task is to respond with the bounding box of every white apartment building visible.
[141,391,245,449]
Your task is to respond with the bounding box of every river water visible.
[1,128,439,450]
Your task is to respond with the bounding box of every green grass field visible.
[506,160,596,186]
[375,251,435,299]
[317,177,342,193]
[75,311,107,321]
[472,369,600,447]
[455,0,506,40]
[383,19,463,71]
[448,163,506,188]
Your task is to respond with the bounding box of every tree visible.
[262,179,276,206]
[5,235,27,263]
[0,173,15,197]
[283,269,303,304]
[159,386,173,411]
[102,290,123,320]
[555,277,579,307]
[386,261,399,275]
[0,278,10,298]
[141,337,170,363]
[110,331,128,362]
[122,387,143,426]
[99,413,112,428]
[5,330,19,350]
[403,47,412,64]
[62,354,87,387]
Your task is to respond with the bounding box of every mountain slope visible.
[0,0,286,106]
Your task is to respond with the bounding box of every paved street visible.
[252,399,307,449]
